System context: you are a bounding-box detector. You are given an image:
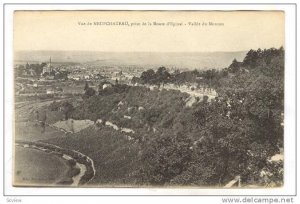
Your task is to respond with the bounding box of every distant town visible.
[14,56,218,104]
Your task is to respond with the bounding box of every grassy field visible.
[14,97,71,142]
[52,119,94,133]
[15,121,66,142]
[14,146,70,186]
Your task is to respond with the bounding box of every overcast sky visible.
[14,11,284,52]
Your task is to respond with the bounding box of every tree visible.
[61,101,74,120]
[28,63,44,76]
[131,76,142,84]
[83,81,96,99]
[155,66,171,84]
[140,69,156,84]
[193,100,210,126]
[41,62,47,67]
[229,58,242,73]
[139,131,192,185]
[84,81,89,91]
[83,87,96,99]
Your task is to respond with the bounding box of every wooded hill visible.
[45,47,284,187]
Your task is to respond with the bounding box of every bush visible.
[67,159,76,167]
[66,167,81,178]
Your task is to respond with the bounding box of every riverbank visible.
[15,140,95,186]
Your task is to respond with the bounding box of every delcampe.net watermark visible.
[221,197,294,204]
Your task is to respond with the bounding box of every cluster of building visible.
[133,82,217,100]
[67,66,141,82]
[160,83,217,97]
[16,56,145,84]
[16,57,218,102]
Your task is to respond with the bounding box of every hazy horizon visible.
[15,49,250,53]
[14,50,248,70]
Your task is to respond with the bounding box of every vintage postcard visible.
[13,10,284,188]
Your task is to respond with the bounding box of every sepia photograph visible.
[12,10,285,189]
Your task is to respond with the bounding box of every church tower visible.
[42,56,53,75]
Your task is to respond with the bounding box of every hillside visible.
[42,47,284,187]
